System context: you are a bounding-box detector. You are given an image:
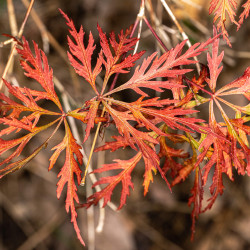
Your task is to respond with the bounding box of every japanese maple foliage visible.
[209,0,250,46]
[0,4,249,247]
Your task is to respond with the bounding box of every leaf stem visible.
[186,78,214,97]
[80,106,106,186]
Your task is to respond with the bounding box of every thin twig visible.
[145,0,173,50]
[95,136,106,233]
[7,0,18,37]
[4,0,16,76]
[0,0,35,90]
[160,0,201,73]
[21,0,49,53]
[133,2,144,55]
[17,0,34,38]
[143,16,169,52]
[86,176,95,250]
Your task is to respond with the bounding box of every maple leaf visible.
[60,9,102,95]
[16,37,63,110]
[209,0,238,46]
[97,24,145,94]
[106,36,217,97]
[49,120,84,245]
[99,100,163,196]
[92,137,170,207]
[0,37,63,177]
[87,152,142,209]
[0,36,86,245]
[91,94,205,205]
[61,9,146,142]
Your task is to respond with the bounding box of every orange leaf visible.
[87,152,142,209]
[51,120,84,245]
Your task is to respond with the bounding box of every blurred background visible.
[0,0,250,249]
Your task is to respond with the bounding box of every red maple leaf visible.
[209,0,239,46]
[0,36,85,245]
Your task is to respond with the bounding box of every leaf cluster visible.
[0,2,249,246]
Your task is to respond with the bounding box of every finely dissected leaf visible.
[65,19,217,145]
[86,41,216,206]
[50,120,84,245]
[102,100,163,194]
[0,80,60,122]
[0,80,62,176]
[87,152,142,209]
[206,27,224,92]
[195,124,227,211]
[97,24,145,93]
[206,34,250,162]
[192,107,249,211]
[60,9,102,95]
[0,39,65,181]
[101,96,202,192]
[186,31,250,170]
[62,9,146,96]
[198,32,249,206]
[16,37,63,110]
[106,37,217,96]
[0,115,59,167]
[0,135,33,167]
[102,100,159,150]
[209,0,238,46]
[179,28,250,230]
[95,134,170,197]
